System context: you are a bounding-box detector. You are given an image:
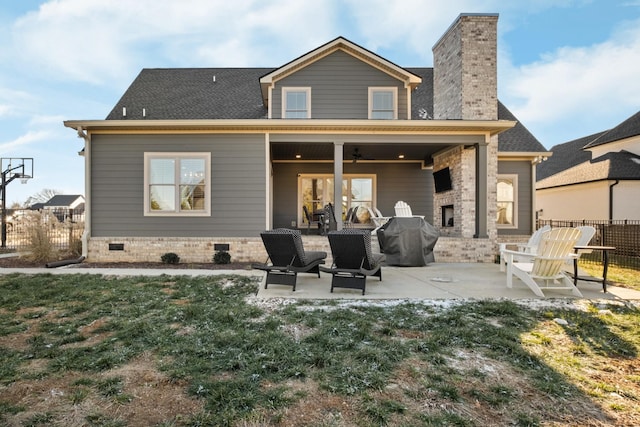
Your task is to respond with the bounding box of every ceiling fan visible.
[351,147,373,163]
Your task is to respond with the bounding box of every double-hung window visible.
[497,174,517,227]
[282,87,311,118]
[368,87,397,119]
[144,152,210,216]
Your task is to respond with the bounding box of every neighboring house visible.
[537,110,640,221]
[42,194,85,221]
[64,13,548,263]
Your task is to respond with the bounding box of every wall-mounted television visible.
[433,167,452,193]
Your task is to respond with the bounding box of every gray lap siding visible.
[90,134,266,237]
[272,50,408,119]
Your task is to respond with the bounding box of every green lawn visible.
[579,262,640,291]
[1,273,638,426]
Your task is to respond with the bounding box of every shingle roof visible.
[44,195,84,207]
[496,101,546,153]
[106,68,272,120]
[537,150,640,189]
[583,110,640,148]
[536,131,607,181]
[106,65,544,153]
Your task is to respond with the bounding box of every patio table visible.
[573,245,615,292]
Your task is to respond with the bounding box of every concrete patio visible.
[254,262,640,302]
[1,262,638,302]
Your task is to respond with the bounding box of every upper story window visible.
[282,87,311,118]
[369,87,397,119]
[144,152,211,216]
[497,174,518,228]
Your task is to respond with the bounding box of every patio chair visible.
[394,200,412,217]
[252,228,327,291]
[394,201,424,219]
[322,203,338,234]
[343,206,359,228]
[499,225,551,272]
[503,227,583,297]
[320,229,385,295]
[302,205,313,235]
[574,225,596,254]
[367,207,391,231]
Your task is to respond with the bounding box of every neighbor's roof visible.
[583,110,640,149]
[536,131,607,181]
[44,195,84,207]
[537,150,640,189]
[106,65,542,153]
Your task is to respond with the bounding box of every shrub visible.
[24,211,56,263]
[161,252,180,264]
[213,250,231,264]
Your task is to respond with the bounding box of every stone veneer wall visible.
[88,235,498,264]
[433,14,498,120]
[87,237,267,264]
[431,13,500,262]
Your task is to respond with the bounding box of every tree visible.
[25,189,61,207]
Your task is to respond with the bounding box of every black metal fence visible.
[537,219,640,270]
[1,208,84,253]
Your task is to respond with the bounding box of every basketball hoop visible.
[1,157,34,248]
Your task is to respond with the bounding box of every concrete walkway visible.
[1,262,638,302]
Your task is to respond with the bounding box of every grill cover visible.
[376,217,439,266]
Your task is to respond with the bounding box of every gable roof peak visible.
[259,36,422,104]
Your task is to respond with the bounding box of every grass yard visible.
[0,273,638,426]
[578,262,640,291]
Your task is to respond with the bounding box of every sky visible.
[1,0,639,206]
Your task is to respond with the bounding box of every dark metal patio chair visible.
[320,229,385,295]
[252,228,327,291]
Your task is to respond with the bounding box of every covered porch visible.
[267,126,499,241]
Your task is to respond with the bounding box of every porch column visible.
[333,141,344,230]
[475,142,488,238]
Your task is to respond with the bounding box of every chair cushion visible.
[328,229,380,270]
[260,228,326,267]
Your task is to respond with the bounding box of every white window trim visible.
[497,174,518,229]
[143,152,211,217]
[368,87,398,119]
[282,87,311,119]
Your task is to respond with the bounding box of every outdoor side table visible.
[573,245,616,292]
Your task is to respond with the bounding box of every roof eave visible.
[499,151,553,161]
[65,119,516,136]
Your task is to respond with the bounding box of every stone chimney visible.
[432,13,498,121]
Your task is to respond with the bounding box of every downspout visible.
[76,126,90,258]
[609,180,619,221]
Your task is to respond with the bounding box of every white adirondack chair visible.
[367,207,391,230]
[499,225,551,272]
[503,227,583,297]
[394,201,412,217]
[394,201,424,218]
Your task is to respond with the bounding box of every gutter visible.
[63,118,517,136]
[609,180,619,221]
[76,126,90,258]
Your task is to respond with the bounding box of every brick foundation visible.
[86,235,500,264]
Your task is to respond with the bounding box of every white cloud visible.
[10,0,338,84]
[28,114,66,127]
[0,87,37,118]
[501,17,640,145]
[0,130,50,154]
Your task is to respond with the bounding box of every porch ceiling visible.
[271,142,454,163]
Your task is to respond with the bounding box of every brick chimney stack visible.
[432,13,498,121]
